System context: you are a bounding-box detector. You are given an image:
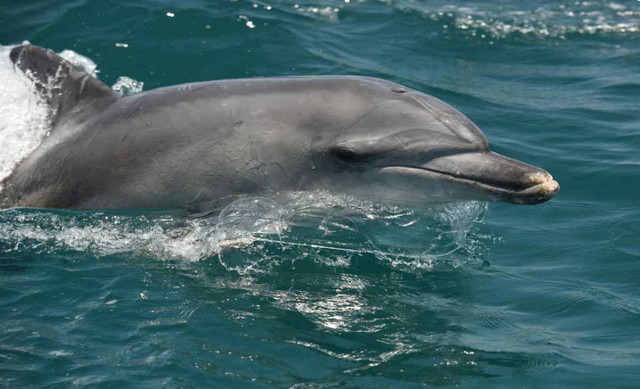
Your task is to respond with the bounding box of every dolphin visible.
[1,45,558,211]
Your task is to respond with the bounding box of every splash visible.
[0,192,490,274]
[0,44,143,189]
[58,49,99,77]
[112,76,144,96]
[0,44,50,187]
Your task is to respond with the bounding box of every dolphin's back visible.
[1,51,394,209]
[9,76,397,209]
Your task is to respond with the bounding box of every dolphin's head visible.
[312,89,559,205]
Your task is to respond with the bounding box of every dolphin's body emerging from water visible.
[1,45,558,211]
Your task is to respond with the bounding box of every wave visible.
[273,0,640,40]
[404,0,640,40]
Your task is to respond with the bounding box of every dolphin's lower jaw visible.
[508,179,560,204]
[379,151,559,205]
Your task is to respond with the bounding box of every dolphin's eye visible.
[331,147,370,163]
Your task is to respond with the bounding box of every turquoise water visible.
[1,0,640,387]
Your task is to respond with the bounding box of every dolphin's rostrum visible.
[1,45,559,211]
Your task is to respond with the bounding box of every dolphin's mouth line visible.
[380,165,559,204]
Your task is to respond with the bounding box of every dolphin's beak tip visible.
[540,179,560,199]
[515,176,559,204]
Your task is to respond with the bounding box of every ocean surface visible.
[1,0,639,388]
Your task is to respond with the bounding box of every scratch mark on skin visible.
[176,82,209,93]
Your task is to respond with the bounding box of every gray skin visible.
[1,45,558,211]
